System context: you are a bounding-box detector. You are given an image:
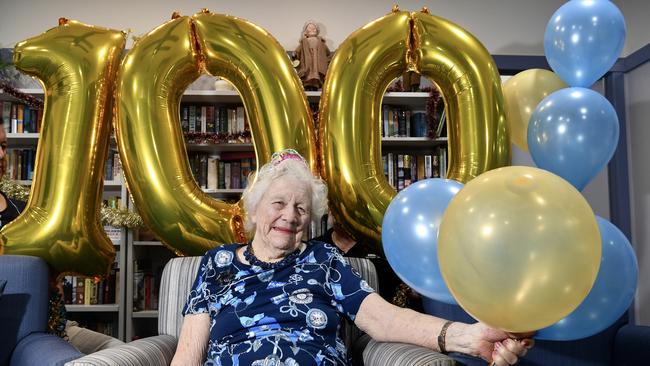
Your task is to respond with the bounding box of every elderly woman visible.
[172,149,533,366]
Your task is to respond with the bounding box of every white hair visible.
[242,158,328,235]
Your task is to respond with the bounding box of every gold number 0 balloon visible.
[320,9,510,246]
[1,19,124,276]
[116,11,316,256]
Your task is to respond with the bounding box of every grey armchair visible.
[68,255,454,366]
[0,255,84,366]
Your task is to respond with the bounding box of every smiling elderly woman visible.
[171,149,533,366]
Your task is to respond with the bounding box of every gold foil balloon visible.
[116,15,241,256]
[1,19,124,276]
[411,11,511,183]
[438,166,601,332]
[192,10,317,171]
[321,9,510,247]
[116,11,316,256]
[503,69,567,151]
[320,10,411,247]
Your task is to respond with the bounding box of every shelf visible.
[181,90,430,108]
[133,241,163,246]
[203,188,245,195]
[15,88,44,94]
[66,304,119,312]
[7,133,39,147]
[186,142,253,152]
[382,137,447,148]
[132,310,159,318]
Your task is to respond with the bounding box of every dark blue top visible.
[183,240,375,366]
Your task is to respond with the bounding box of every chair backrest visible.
[0,255,50,365]
[156,255,379,343]
[157,256,202,337]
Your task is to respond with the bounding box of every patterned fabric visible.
[363,339,456,366]
[64,335,176,366]
[183,240,374,366]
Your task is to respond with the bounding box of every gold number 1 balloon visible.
[1,19,125,276]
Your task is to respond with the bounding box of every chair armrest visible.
[613,324,650,365]
[362,338,456,366]
[65,335,177,366]
[10,332,83,366]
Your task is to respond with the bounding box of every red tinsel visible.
[420,86,443,139]
[183,131,251,145]
[0,79,43,109]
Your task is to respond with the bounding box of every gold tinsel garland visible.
[0,178,144,228]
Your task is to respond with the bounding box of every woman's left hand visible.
[446,322,534,365]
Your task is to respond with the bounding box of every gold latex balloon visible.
[438,166,601,332]
[192,11,317,172]
[412,11,511,183]
[116,16,242,256]
[1,19,124,276]
[319,10,411,247]
[502,69,567,151]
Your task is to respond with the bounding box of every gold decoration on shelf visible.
[0,177,145,229]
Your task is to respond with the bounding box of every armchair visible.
[423,298,650,366]
[0,255,83,366]
[68,255,455,366]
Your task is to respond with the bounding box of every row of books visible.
[5,148,123,183]
[105,150,123,182]
[0,101,43,133]
[180,104,249,136]
[6,148,35,181]
[383,147,448,191]
[62,267,120,306]
[189,151,257,191]
[133,259,164,311]
[381,105,446,139]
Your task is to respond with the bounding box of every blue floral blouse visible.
[182,240,375,366]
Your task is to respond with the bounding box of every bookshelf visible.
[0,87,128,340]
[1,83,447,341]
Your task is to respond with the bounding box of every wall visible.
[1,0,566,53]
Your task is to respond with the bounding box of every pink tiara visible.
[270,149,308,166]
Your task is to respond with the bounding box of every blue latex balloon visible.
[544,0,626,87]
[536,216,638,341]
[528,87,619,191]
[382,178,463,304]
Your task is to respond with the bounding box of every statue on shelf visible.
[294,21,331,91]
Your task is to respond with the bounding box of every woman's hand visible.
[445,322,534,365]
